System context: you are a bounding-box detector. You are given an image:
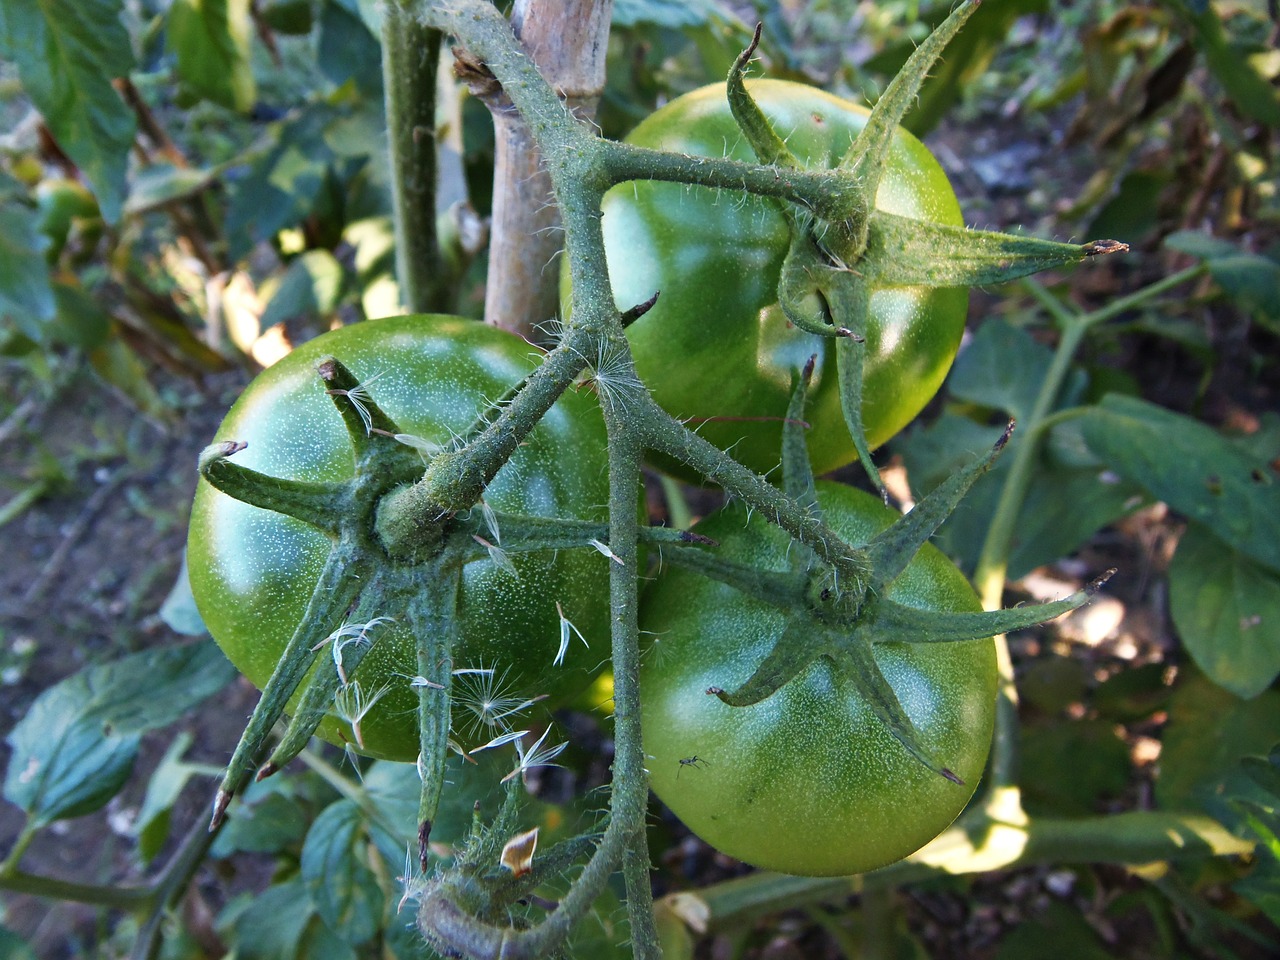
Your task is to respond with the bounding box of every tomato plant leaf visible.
[260,250,347,329]
[78,640,238,735]
[124,163,220,217]
[0,0,136,223]
[220,878,356,960]
[166,0,256,112]
[0,926,37,960]
[301,800,384,947]
[210,780,310,857]
[3,643,232,826]
[225,110,334,258]
[1019,720,1130,817]
[1081,394,1280,573]
[0,204,55,337]
[948,317,1086,424]
[1157,668,1280,812]
[134,732,197,865]
[1169,522,1280,700]
[3,673,139,826]
[317,0,383,97]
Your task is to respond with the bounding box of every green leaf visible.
[995,900,1113,960]
[866,0,1049,137]
[896,413,1145,579]
[0,203,55,336]
[301,800,383,947]
[612,0,744,30]
[1235,856,1280,927]
[48,281,110,349]
[317,0,382,97]
[158,552,209,636]
[89,336,170,420]
[210,780,310,857]
[1081,394,1280,573]
[1207,254,1280,326]
[4,672,139,825]
[1181,3,1280,127]
[1157,667,1280,811]
[948,318,1086,424]
[220,879,357,960]
[259,250,346,328]
[0,926,37,960]
[123,163,220,217]
[1169,522,1280,699]
[78,641,237,735]
[1164,229,1239,260]
[0,0,137,223]
[134,732,196,864]
[225,111,334,258]
[1020,720,1130,817]
[167,0,256,112]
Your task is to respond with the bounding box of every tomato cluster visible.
[194,80,993,878]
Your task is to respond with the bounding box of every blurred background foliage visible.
[0,0,1278,957]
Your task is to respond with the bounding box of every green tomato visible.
[640,482,996,876]
[188,315,613,762]
[594,79,967,479]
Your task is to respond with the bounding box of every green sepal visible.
[460,512,717,560]
[257,574,397,779]
[412,562,460,869]
[198,441,347,535]
[211,542,369,828]
[659,544,806,610]
[864,423,1012,589]
[708,616,816,708]
[827,0,982,256]
[830,627,963,784]
[782,355,820,519]
[776,235,854,338]
[727,24,798,171]
[865,213,1128,288]
[316,356,419,473]
[831,282,885,500]
[863,570,1114,645]
[776,235,886,496]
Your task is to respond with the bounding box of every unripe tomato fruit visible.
[640,482,996,876]
[589,79,967,480]
[188,315,613,762]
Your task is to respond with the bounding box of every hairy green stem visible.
[602,416,661,959]
[667,810,1251,934]
[382,3,448,312]
[973,264,1210,792]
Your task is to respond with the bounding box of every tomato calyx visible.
[683,369,1112,785]
[723,0,1128,490]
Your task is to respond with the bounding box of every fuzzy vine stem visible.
[382,2,449,313]
[971,263,1210,792]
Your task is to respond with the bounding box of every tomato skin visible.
[187,315,612,762]
[596,79,967,479]
[639,482,996,876]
